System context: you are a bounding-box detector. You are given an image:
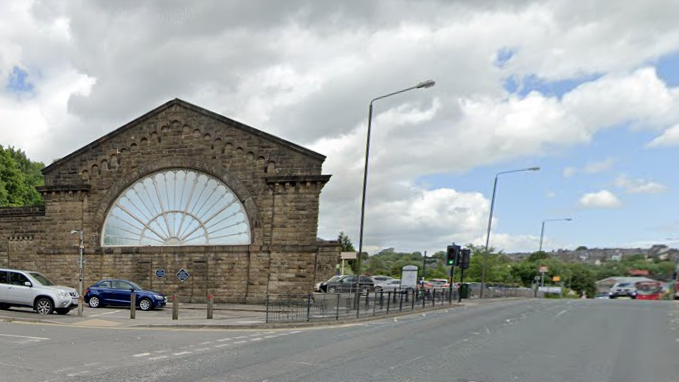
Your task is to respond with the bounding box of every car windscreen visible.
[128,281,144,290]
[29,272,55,286]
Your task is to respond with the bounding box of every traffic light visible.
[460,248,471,270]
[446,244,461,266]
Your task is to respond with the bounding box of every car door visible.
[0,271,9,303]
[110,280,133,304]
[7,272,34,306]
[95,281,113,303]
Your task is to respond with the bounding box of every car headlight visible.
[154,295,164,300]
[58,289,68,297]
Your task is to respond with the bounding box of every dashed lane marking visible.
[173,351,192,356]
[133,353,151,358]
[148,355,168,361]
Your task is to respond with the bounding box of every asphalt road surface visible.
[0,298,677,382]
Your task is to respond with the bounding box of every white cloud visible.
[3,0,679,253]
[546,190,557,197]
[562,158,615,177]
[613,175,668,194]
[647,123,679,147]
[578,190,622,209]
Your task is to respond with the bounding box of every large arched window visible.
[102,169,251,246]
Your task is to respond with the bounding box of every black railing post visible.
[399,291,404,312]
[432,289,436,307]
[335,293,340,320]
[411,289,415,310]
[306,293,312,322]
[365,291,370,311]
[386,292,391,314]
[422,288,426,309]
[265,295,269,323]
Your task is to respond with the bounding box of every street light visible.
[71,229,85,317]
[354,79,435,313]
[480,166,540,298]
[538,218,573,252]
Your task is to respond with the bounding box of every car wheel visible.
[35,297,54,315]
[138,298,153,311]
[55,308,70,315]
[375,287,383,292]
[88,296,101,308]
[328,286,337,293]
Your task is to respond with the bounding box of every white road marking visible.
[555,309,569,318]
[215,343,231,348]
[89,310,122,317]
[485,327,491,335]
[234,336,247,339]
[217,338,232,342]
[133,353,151,358]
[173,351,193,356]
[250,338,262,341]
[154,350,169,354]
[148,355,168,360]
[199,341,213,345]
[290,330,302,334]
[66,371,90,377]
[0,334,49,344]
[233,341,247,344]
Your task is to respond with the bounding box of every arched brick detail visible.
[92,159,263,248]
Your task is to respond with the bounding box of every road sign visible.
[539,266,549,273]
[155,268,165,278]
[552,276,560,282]
[176,268,190,283]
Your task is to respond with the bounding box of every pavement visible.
[0,295,509,329]
[0,298,677,382]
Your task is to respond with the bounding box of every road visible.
[0,298,677,382]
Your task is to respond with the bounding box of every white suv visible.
[0,269,79,315]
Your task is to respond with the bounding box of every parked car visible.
[429,279,450,289]
[608,282,637,299]
[316,275,342,292]
[319,275,374,293]
[375,279,416,293]
[0,268,79,315]
[85,279,167,311]
[371,275,394,288]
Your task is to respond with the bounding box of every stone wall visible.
[0,99,340,303]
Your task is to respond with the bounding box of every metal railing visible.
[265,288,458,323]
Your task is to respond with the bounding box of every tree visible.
[338,231,355,252]
[575,246,588,251]
[527,251,550,262]
[0,145,44,207]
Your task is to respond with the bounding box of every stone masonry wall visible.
[0,100,340,303]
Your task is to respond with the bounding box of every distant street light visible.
[539,218,573,252]
[481,167,540,298]
[354,80,436,313]
[70,230,85,317]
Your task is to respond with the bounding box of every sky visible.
[2,0,679,255]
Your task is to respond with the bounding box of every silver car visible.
[0,268,79,315]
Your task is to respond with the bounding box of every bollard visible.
[78,296,84,317]
[130,293,136,319]
[207,295,214,320]
[172,295,179,320]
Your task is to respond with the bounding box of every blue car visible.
[84,279,166,311]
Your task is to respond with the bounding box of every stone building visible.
[0,99,339,303]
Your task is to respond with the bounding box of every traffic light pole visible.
[458,268,465,303]
[448,265,455,303]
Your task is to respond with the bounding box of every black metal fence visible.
[266,288,459,323]
[265,287,539,323]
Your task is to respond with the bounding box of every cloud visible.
[546,190,557,197]
[578,190,622,209]
[562,158,614,177]
[647,123,679,147]
[613,175,668,194]
[4,0,679,254]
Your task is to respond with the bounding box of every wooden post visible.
[130,293,136,319]
[207,295,214,320]
[172,295,179,320]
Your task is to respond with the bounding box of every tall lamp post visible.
[354,79,435,313]
[71,230,85,317]
[538,218,572,252]
[481,167,540,298]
